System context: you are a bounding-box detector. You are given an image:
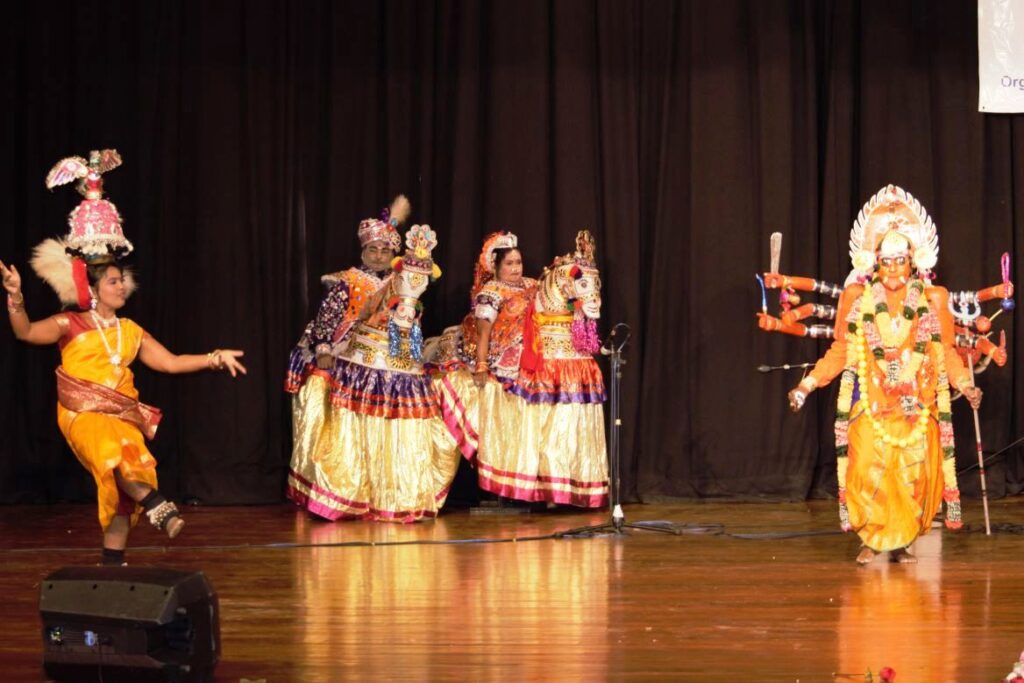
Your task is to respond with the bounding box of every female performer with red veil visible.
[428,230,608,507]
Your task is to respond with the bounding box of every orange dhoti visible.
[845,402,945,552]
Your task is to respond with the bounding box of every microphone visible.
[757,362,814,373]
[601,323,631,355]
[600,332,616,356]
[598,331,614,358]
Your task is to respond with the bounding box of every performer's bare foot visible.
[889,547,917,564]
[166,516,185,539]
[855,547,876,565]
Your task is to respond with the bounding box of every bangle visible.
[7,293,24,313]
[474,361,489,373]
[207,349,226,370]
[798,376,817,392]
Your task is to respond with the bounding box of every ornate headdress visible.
[572,229,597,268]
[847,185,939,284]
[470,230,518,296]
[477,231,518,274]
[32,149,136,309]
[393,224,442,279]
[547,229,598,274]
[358,195,409,252]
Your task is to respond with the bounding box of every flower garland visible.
[569,300,601,354]
[871,277,921,348]
[852,330,930,448]
[834,365,856,531]
[861,278,931,391]
[934,339,961,529]
[833,279,959,529]
[854,277,929,446]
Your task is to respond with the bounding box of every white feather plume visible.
[30,238,78,305]
[389,194,411,226]
[30,237,137,306]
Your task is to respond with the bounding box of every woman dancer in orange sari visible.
[1,150,245,565]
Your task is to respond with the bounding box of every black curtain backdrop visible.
[2,1,1022,507]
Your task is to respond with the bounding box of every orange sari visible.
[56,312,157,530]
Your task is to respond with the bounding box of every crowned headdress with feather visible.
[358,195,410,252]
[32,149,136,308]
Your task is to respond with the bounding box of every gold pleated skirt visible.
[436,370,609,507]
[288,374,461,522]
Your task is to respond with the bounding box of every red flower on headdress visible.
[879,666,896,682]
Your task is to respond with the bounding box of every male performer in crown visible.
[784,186,984,565]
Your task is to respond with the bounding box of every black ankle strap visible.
[140,489,166,512]
[101,547,125,566]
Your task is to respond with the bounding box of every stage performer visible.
[1,150,245,566]
[431,231,609,508]
[286,217,460,522]
[428,231,536,384]
[284,196,413,514]
[284,195,408,392]
[785,186,983,564]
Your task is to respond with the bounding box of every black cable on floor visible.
[4,532,566,555]
[6,518,1021,556]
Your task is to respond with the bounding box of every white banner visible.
[978,0,1024,113]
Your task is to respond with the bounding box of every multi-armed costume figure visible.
[0,150,246,565]
[759,185,1013,563]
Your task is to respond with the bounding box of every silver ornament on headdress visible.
[846,184,939,285]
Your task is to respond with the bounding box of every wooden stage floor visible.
[1,498,1022,681]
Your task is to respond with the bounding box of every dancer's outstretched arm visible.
[139,334,247,377]
[1,260,63,345]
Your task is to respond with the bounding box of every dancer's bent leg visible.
[114,469,185,538]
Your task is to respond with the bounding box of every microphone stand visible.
[558,324,680,537]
